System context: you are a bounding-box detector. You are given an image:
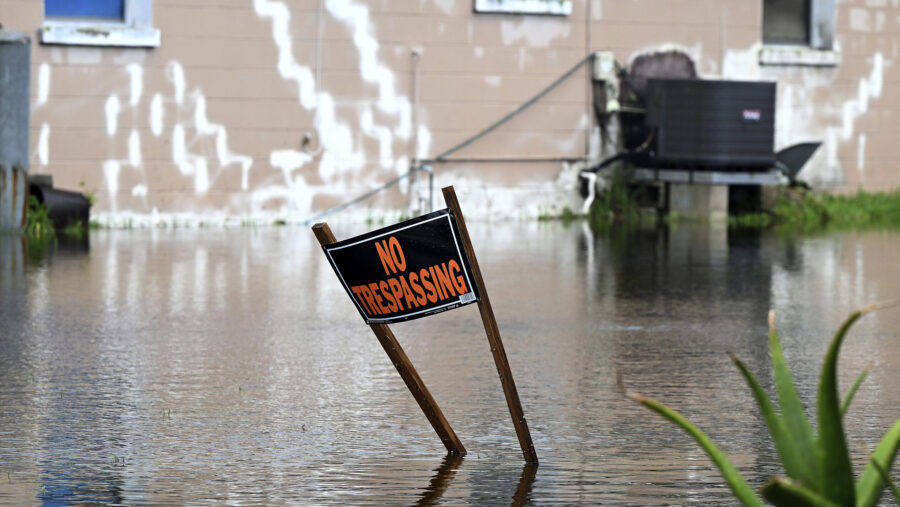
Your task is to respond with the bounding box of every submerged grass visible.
[585,179,900,232]
[538,206,578,224]
[589,169,656,229]
[731,188,900,232]
[625,303,900,507]
[25,196,55,241]
[24,196,56,259]
[61,220,87,239]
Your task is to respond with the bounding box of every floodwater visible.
[1,223,899,505]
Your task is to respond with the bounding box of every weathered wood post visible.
[441,186,538,463]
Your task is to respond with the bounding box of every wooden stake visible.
[312,222,466,455]
[441,186,539,463]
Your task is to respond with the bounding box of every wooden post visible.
[441,186,539,463]
[312,222,466,455]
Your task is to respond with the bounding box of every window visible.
[45,0,124,19]
[763,0,809,45]
[40,0,160,47]
[474,0,572,16]
[760,0,838,66]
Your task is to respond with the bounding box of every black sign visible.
[321,209,480,324]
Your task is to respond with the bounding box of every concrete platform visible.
[631,168,786,186]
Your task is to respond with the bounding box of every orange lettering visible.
[434,262,457,297]
[409,272,427,306]
[378,280,397,312]
[388,236,406,272]
[375,240,397,275]
[429,266,446,300]
[363,284,383,314]
[351,285,373,313]
[399,276,418,308]
[419,269,438,303]
[387,278,405,311]
[448,260,467,294]
[375,236,406,275]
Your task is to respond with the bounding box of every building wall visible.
[0,0,897,225]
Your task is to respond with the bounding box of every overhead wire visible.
[303,54,595,224]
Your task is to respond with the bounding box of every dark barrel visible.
[29,184,91,229]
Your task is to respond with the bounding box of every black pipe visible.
[29,184,90,229]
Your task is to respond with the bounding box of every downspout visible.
[585,0,592,159]
[302,0,326,155]
[410,49,422,211]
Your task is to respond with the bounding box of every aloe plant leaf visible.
[869,454,900,505]
[629,393,765,507]
[731,353,813,485]
[768,311,819,489]
[761,477,840,507]
[840,362,872,418]
[816,309,867,505]
[855,420,900,507]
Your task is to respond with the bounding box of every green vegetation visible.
[24,196,56,259]
[731,188,900,231]
[588,169,653,229]
[61,220,87,239]
[728,212,773,229]
[25,196,55,240]
[79,180,96,207]
[559,206,578,223]
[626,303,900,506]
[538,206,578,224]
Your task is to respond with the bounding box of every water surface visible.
[1,224,899,505]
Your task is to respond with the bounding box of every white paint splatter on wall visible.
[103,160,120,212]
[105,95,120,137]
[167,62,186,106]
[844,52,883,141]
[252,0,424,218]
[150,94,164,136]
[128,130,141,167]
[190,89,254,191]
[500,16,572,48]
[126,64,143,107]
[722,45,887,186]
[34,63,52,168]
[37,124,50,166]
[857,134,867,172]
[89,59,253,220]
[37,63,50,106]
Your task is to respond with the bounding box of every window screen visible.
[763,0,809,44]
[45,0,124,20]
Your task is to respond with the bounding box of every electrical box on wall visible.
[644,79,776,170]
[591,51,619,114]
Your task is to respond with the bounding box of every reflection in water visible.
[414,454,462,506]
[0,234,25,294]
[511,463,538,506]
[1,226,899,504]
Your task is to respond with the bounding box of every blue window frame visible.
[45,0,124,20]
[40,0,160,47]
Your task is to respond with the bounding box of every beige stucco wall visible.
[0,0,897,225]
